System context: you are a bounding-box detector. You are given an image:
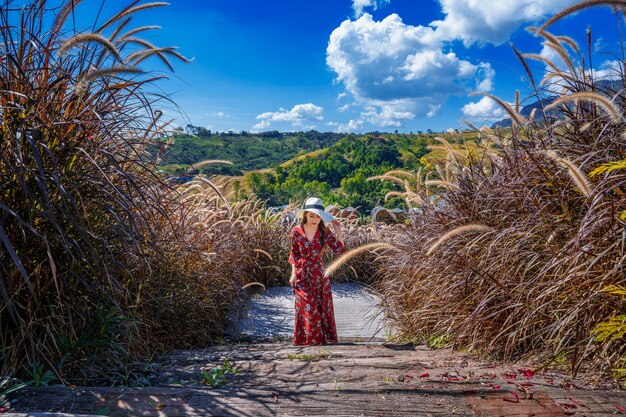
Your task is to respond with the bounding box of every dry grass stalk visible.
[384,170,417,180]
[424,180,459,190]
[385,191,405,201]
[469,92,527,125]
[426,224,493,256]
[545,92,623,123]
[186,159,234,173]
[59,33,122,60]
[539,0,626,31]
[367,175,406,186]
[254,248,273,260]
[546,151,593,197]
[325,242,397,277]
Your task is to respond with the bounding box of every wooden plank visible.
[8,341,626,417]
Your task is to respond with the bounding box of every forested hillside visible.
[162,126,344,175]
[240,133,431,210]
[161,126,482,212]
[162,128,482,211]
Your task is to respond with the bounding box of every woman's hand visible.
[331,219,343,243]
[290,263,297,287]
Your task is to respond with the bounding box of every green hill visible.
[160,127,479,212]
[160,127,344,176]
[240,133,435,211]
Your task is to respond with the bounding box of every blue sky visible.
[65,0,623,133]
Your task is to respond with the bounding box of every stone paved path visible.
[5,284,626,417]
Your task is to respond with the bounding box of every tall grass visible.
[0,0,282,384]
[377,5,626,375]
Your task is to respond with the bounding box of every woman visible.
[288,197,345,346]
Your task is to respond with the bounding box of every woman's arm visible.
[331,220,343,244]
[288,228,301,287]
[326,221,345,255]
[290,263,297,287]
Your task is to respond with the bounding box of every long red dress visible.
[289,225,345,346]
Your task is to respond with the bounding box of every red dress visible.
[289,226,345,346]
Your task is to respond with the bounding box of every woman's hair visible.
[300,211,327,247]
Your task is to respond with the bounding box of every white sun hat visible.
[301,196,335,223]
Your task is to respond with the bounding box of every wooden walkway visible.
[6,284,626,417]
[229,283,392,340]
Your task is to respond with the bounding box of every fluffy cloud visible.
[462,96,506,120]
[253,103,324,129]
[327,13,494,127]
[330,119,364,132]
[362,103,415,127]
[352,0,390,18]
[426,104,441,118]
[595,60,624,81]
[329,1,585,129]
[432,0,579,46]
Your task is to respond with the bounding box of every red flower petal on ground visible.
[502,396,519,403]
[569,397,588,408]
[616,404,626,413]
[419,373,429,378]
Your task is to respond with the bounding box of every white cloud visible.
[352,0,390,18]
[326,13,494,128]
[476,63,496,92]
[594,60,624,81]
[253,103,324,130]
[363,103,414,127]
[462,96,506,120]
[328,1,588,129]
[205,111,232,118]
[338,104,351,112]
[432,0,579,46]
[426,104,441,118]
[337,119,364,132]
[252,120,271,130]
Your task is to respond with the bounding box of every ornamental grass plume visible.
[376,3,626,376]
[325,242,397,278]
[545,92,623,123]
[426,224,493,256]
[545,151,593,197]
[0,0,235,384]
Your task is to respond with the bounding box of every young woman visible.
[288,197,345,346]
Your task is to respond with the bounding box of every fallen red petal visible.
[502,397,520,403]
[569,397,588,408]
[519,369,534,378]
